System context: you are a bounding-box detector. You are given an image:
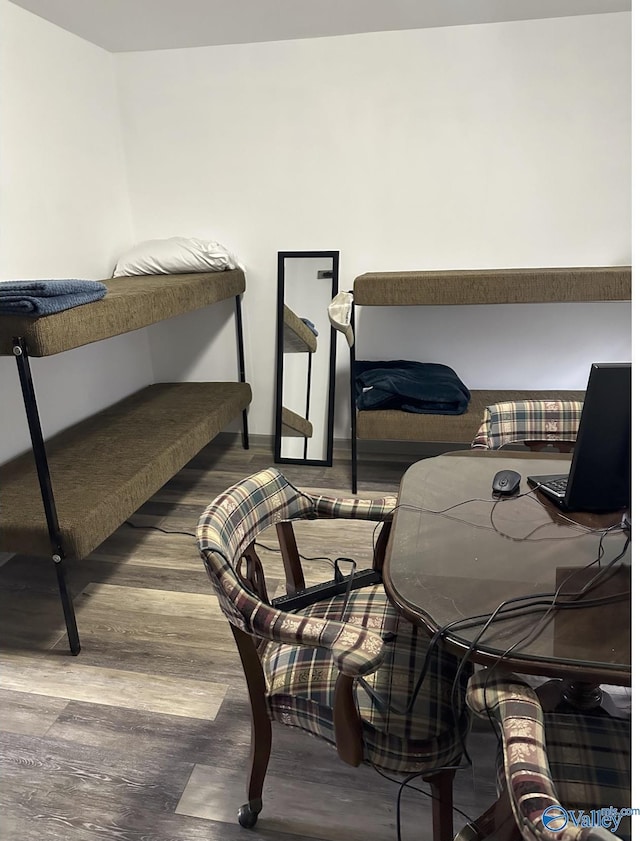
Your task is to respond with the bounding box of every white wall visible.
[1,9,630,461]
[115,12,631,440]
[0,1,150,464]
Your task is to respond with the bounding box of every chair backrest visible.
[196,467,308,628]
[197,467,397,678]
[466,671,626,841]
[471,400,583,451]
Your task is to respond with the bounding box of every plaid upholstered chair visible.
[197,468,471,840]
[471,401,583,453]
[454,671,631,841]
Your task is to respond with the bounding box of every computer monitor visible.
[527,362,631,512]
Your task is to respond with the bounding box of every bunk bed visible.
[0,270,251,653]
[349,266,631,491]
[280,304,317,450]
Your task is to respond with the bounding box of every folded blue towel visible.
[0,280,108,316]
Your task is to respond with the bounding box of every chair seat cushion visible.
[262,584,469,774]
[546,712,631,839]
[497,710,631,840]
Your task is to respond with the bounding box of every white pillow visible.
[113,236,242,277]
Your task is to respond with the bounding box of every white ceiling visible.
[7,0,631,52]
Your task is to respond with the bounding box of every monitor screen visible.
[565,362,631,511]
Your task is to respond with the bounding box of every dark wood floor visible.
[0,436,498,841]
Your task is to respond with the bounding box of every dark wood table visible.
[383,451,631,692]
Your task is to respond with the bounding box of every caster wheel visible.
[238,803,259,828]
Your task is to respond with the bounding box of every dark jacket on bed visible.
[354,360,470,415]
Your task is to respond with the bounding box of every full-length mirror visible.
[275,251,339,465]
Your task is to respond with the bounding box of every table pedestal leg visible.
[536,679,624,717]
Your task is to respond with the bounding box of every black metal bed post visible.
[12,337,81,655]
[303,351,313,460]
[349,301,358,494]
[234,294,249,450]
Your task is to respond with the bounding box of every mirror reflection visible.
[275,251,339,465]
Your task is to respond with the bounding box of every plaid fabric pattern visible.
[263,584,470,774]
[198,467,471,776]
[542,714,631,840]
[197,468,398,677]
[465,671,630,841]
[471,400,583,450]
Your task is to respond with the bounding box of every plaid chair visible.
[471,401,583,452]
[197,468,471,840]
[454,671,631,841]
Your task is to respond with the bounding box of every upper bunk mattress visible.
[352,266,631,306]
[0,269,245,357]
[283,305,318,353]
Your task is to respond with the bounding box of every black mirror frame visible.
[274,250,339,467]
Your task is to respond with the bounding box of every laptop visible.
[527,362,631,512]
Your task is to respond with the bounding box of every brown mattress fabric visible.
[353,267,631,306]
[283,305,317,353]
[0,381,252,559]
[281,407,313,438]
[0,269,245,357]
[356,389,585,443]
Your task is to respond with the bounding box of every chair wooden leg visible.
[427,769,455,841]
[231,625,272,828]
[455,791,520,841]
[244,707,272,821]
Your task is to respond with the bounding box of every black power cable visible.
[363,526,629,841]
[125,508,629,841]
[125,520,197,538]
[371,762,475,841]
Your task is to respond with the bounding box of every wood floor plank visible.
[0,556,77,595]
[50,626,246,684]
[88,529,201,569]
[51,602,232,650]
[0,438,500,841]
[0,729,193,804]
[0,736,322,841]
[0,554,213,598]
[0,592,72,650]
[46,698,249,763]
[81,561,213,593]
[1,760,346,841]
[1,653,228,720]
[0,688,70,736]
[177,760,472,841]
[78,582,222,621]
[46,695,500,802]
